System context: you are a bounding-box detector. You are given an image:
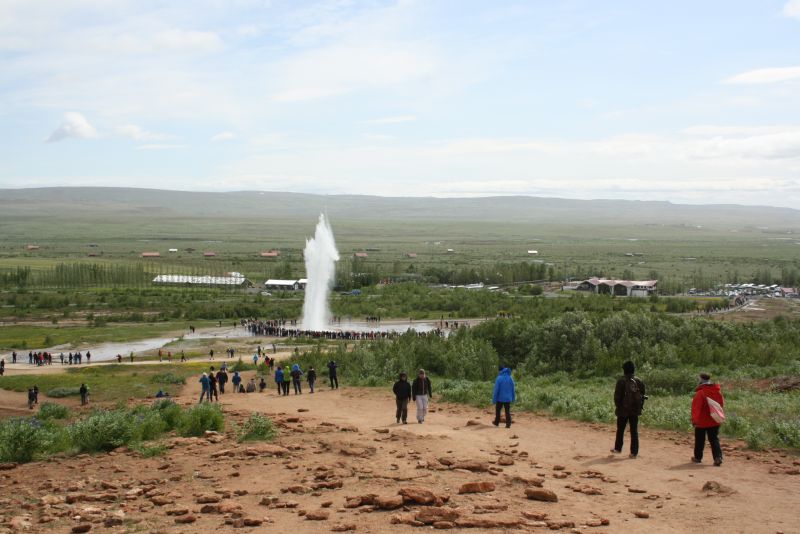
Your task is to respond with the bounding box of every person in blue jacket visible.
[275,366,286,395]
[492,367,516,428]
[198,372,210,403]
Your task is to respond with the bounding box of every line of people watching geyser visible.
[2,350,93,366]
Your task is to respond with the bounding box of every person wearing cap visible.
[392,372,412,424]
[198,372,210,403]
[691,372,725,466]
[411,369,432,423]
[611,360,646,458]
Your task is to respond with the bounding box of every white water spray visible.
[301,214,340,330]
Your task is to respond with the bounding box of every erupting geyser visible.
[301,213,340,331]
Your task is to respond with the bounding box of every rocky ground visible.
[0,380,799,533]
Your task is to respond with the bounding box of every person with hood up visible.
[79,383,89,406]
[290,364,303,394]
[216,368,228,394]
[492,367,516,428]
[198,373,210,403]
[411,369,432,423]
[392,372,412,424]
[231,371,242,393]
[328,360,339,389]
[691,372,725,466]
[611,360,646,458]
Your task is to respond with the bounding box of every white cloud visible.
[115,124,171,141]
[783,0,800,19]
[363,115,417,124]
[211,131,236,142]
[45,112,97,142]
[682,125,797,136]
[724,66,800,85]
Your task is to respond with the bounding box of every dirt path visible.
[1,377,797,533]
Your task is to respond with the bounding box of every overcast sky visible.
[1,0,800,207]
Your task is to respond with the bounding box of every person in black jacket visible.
[307,367,317,393]
[411,369,432,423]
[611,360,646,458]
[392,372,412,424]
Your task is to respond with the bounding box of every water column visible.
[301,214,340,330]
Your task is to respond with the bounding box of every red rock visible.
[634,511,650,518]
[305,510,330,520]
[71,524,92,533]
[196,494,221,504]
[165,508,189,516]
[174,514,197,524]
[525,488,558,502]
[433,521,456,529]
[522,511,548,520]
[375,495,404,510]
[331,524,357,531]
[458,482,495,494]
[415,507,460,524]
[497,456,515,466]
[455,518,523,528]
[453,460,490,472]
[390,513,424,526]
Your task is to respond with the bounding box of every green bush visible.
[150,372,186,385]
[47,387,81,398]
[38,402,70,420]
[152,399,183,430]
[69,410,136,452]
[178,403,224,437]
[0,418,52,463]
[237,413,277,442]
[131,442,168,458]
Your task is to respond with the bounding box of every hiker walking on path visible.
[232,371,242,393]
[216,368,228,394]
[307,366,317,393]
[209,367,219,401]
[393,372,412,424]
[492,367,516,428]
[27,388,35,409]
[691,372,725,466]
[290,364,303,394]
[79,383,89,405]
[275,366,285,395]
[411,369,432,424]
[198,373,211,403]
[611,360,646,458]
[327,360,339,389]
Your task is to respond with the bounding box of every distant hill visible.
[1,187,799,230]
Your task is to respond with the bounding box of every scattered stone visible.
[306,510,331,521]
[546,520,575,529]
[455,517,523,528]
[458,482,496,494]
[628,487,647,494]
[399,486,449,506]
[375,495,404,510]
[174,514,197,524]
[331,524,357,532]
[497,456,515,466]
[634,511,650,519]
[195,494,221,504]
[522,511,548,520]
[453,460,490,473]
[525,488,558,502]
[702,481,735,496]
[71,525,92,533]
[415,507,460,524]
[390,513,424,527]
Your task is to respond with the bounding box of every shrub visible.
[0,418,53,462]
[152,399,182,430]
[150,372,186,385]
[69,410,136,452]
[38,402,70,420]
[178,403,224,437]
[132,411,167,441]
[47,387,81,398]
[131,442,168,458]
[237,413,277,442]
[771,420,800,448]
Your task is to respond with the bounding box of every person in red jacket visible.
[691,372,724,466]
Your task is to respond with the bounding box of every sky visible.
[1,0,800,207]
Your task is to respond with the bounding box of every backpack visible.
[707,397,725,424]
[623,377,644,414]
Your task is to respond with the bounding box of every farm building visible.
[297,278,308,290]
[153,273,251,287]
[354,252,368,258]
[265,279,302,291]
[571,278,657,297]
[406,253,418,258]
[168,248,178,253]
[203,251,217,257]
[141,252,161,258]
[527,250,538,255]
[260,250,281,258]
[26,244,40,250]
